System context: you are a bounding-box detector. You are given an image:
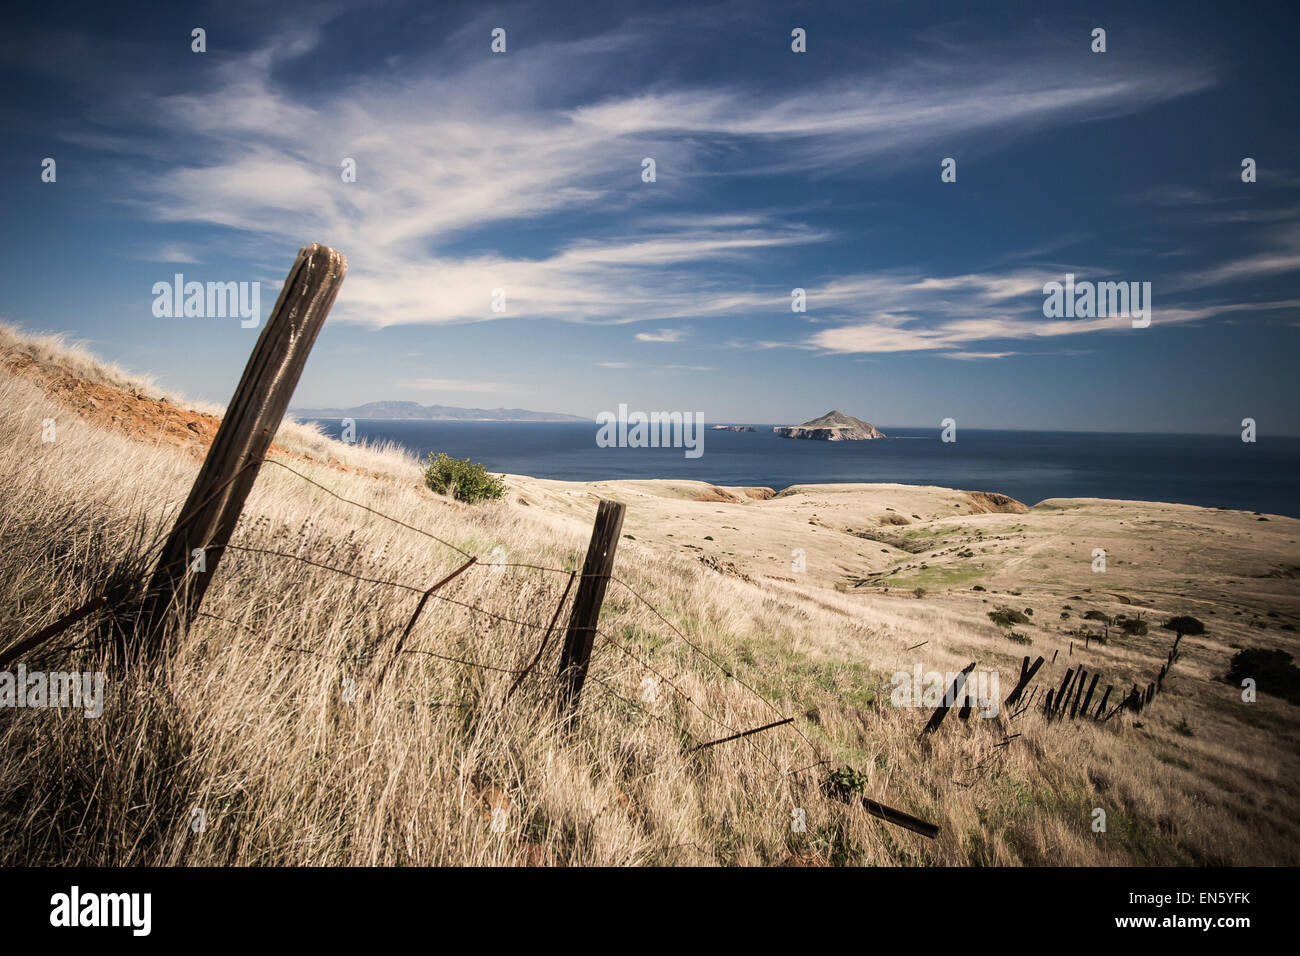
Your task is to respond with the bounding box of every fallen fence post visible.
[556,499,626,717]
[860,797,940,840]
[919,661,977,737]
[136,243,348,655]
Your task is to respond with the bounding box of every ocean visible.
[303,421,1300,518]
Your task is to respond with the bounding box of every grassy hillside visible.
[1,323,1297,865]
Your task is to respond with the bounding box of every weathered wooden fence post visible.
[1052,668,1074,718]
[135,243,347,653]
[919,661,977,737]
[1003,655,1044,709]
[1094,684,1112,719]
[556,499,626,717]
[1079,672,1100,719]
[1069,668,1088,719]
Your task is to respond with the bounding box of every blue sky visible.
[1,0,1298,432]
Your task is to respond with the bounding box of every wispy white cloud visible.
[635,328,688,342]
[1167,225,1300,290]
[141,243,200,264]
[107,19,1220,334]
[942,351,1020,361]
[805,267,1300,355]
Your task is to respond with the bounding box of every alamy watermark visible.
[0,665,104,718]
[890,665,1000,717]
[1043,274,1151,328]
[152,274,261,328]
[50,886,150,936]
[595,403,704,459]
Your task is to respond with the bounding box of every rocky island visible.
[773,410,885,441]
[711,424,758,432]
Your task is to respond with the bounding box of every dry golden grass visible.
[1,327,1297,866]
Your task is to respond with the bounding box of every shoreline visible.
[296,417,1300,520]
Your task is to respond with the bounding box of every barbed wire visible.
[195,608,526,675]
[12,452,814,779]
[7,447,965,841]
[597,629,784,773]
[261,458,475,560]
[609,574,825,764]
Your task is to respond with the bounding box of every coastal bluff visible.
[774,410,885,441]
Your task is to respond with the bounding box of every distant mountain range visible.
[290,401,588,422]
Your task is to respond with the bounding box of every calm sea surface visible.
[304,421,1300,518]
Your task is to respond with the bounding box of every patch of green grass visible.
[882,564,987,591]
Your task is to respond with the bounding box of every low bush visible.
[1225,648,1300,705]
[422,451,506,503]
[988,607,1030,627]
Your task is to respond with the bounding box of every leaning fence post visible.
[135,243,347,654]
[556,499,626,717]
[1003,655,1044,709]
[1053,668,1074,718]
[1094,685,1112,719]
[1079,672,1100,720]
[919,661,976,737]
[1069,668,1088,719]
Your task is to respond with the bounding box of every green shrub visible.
[823,766,870,801]
[988,607,1030,627]
[1120,618,1148,636]
[1163,615,1206,637]
[1083,609,1111,624]
[1225,648,1300,705]
[422,451,506,503]
[1006,631,1033,645]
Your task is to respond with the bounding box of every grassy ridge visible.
[0,325,1296,865]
